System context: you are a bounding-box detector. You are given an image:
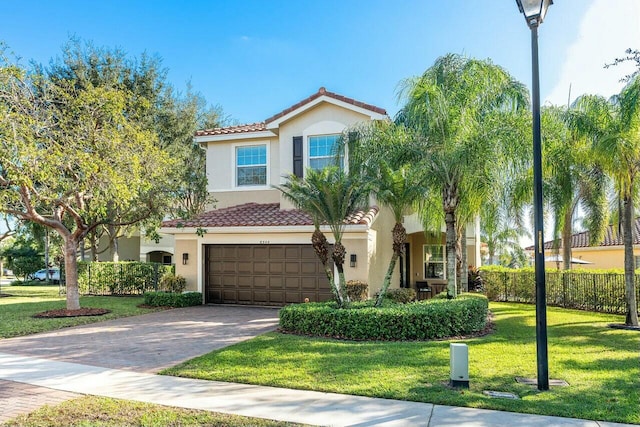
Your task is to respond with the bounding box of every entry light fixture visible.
[182,253,189,265]
[350,254,357,268]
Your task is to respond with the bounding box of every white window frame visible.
[423,244,446,280]
[233,142,269,189]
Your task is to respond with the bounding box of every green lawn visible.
[0,285,162,339]
[163,302,640,424]
[3,396,306,427]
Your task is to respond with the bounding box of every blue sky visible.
[4,1,638,125]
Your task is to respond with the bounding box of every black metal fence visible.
[482,269,640,314]
[61,262,175,296]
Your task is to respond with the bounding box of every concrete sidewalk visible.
[0,352,634,427]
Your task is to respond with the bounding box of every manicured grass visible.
[3,396,305,427]
[0,285,163,339]
[163,302,640,424]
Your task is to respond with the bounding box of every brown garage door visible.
[205,244,333,305]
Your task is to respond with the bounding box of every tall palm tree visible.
[277,167,369,307]
[396,54,529,298]
[543,105,609,270]
[586,76,640,326]
[340,121,429,305]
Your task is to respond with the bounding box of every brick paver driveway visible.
[0,305,280,373]
[0,305,279,422]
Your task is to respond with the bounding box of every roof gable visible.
[194,87,387,140]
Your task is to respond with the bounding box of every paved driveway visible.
[0,305,280,373]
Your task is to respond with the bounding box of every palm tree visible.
[396,54,529,298]
[586,76,640,326]
[340,121,429,305]
[276,167,369,307]
[543,105,610,270]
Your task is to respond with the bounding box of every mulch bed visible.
[32,308,111,318]
[608,323,640,332]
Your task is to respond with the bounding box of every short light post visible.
[516,0,552,391]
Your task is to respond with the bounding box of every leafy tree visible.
[396,53,529,297]
[277,167,369,307]
[480,202,528,265]
[42,40,224,259]
[0,235,43,281]
[605,48,640,83]
[0,55,175,310]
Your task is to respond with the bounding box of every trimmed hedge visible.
[346,280,368,302]
[481,265,640,314]
[77,262,175,295]
[384,288,417,303]
[279,293,488,340]
[143,291,203,308]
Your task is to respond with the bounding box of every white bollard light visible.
[450,343,469,388]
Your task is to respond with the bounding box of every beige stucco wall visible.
[174,238,199,291]
[96,235,140,262]
[544,246,640,270]
[204,135,278,193]
[366,206,399,295]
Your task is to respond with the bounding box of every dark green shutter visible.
[293,136,303,178]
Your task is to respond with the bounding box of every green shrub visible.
[384,288,416,304]
[143,291,202,308]
[346,280,368,302]
[159,273,187,293]
[279,293,488,340]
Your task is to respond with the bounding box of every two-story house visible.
[160,88,481,305]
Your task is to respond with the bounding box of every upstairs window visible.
[309,134,342,171]
[236,145,267,186]
[423,245,446,280]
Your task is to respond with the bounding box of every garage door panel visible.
[285,262,300,274]
[253,262,268,274]
[269,246,285,258]
[269,262,283,274]
[206,244,332,305]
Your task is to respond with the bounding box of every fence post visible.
[593,275,597,312]
[503,272,508,302]
[154,263,159,291]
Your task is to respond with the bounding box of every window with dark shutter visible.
[293,136,303,178]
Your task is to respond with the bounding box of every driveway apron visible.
[0,305,280,373]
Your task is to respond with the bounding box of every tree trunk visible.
[376,252,400,307]
[64,237,81,310]
[461,225,468,292]
[109,224,119,262]
[89,230,98,261]
[445,211,457,298]
[562,208,573,270]
[622,196,639,326]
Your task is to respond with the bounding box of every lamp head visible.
[516,0,553,28]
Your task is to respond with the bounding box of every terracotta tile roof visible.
[195,87,387,137]
[195,122,266,137]
[162,203,379,229]
[526,217,640,250]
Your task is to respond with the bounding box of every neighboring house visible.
[531,218,640,270]
[160,87,481,305]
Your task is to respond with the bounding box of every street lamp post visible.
[516,0,552,392]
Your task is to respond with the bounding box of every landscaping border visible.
[279,293,488,340]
